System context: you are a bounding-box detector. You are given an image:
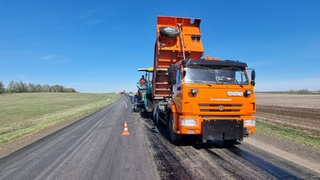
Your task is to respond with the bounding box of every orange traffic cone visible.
[122,121,130,136]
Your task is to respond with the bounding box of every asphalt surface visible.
[0,95,157,180]
[0,94,319,180]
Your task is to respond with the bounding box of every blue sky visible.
[0,0,319,93]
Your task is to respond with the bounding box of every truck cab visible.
[168,58,256,142]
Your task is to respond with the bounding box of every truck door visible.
[172,67,182,113]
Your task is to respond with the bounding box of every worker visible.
[139,75,146,84]
[135,90,142,101]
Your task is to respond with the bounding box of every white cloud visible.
[41,54,58,60]
[15,74,26,79]
[78,8,114,26]
[39,54,66,65]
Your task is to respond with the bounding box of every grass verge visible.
[256,120,320,149]
[0,93,120,146]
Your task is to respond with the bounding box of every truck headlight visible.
[181,119,196,126]
[244,120,256,126]
[244,90,253,97]
[190,88,198,97]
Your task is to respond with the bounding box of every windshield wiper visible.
[232,79,243,88]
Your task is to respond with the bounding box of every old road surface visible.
[0,95,319,180]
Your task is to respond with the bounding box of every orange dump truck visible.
[142,16,256,143]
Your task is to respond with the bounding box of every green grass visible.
[256,120,320,149]
[0,93,120,146]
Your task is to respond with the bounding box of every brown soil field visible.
[256,93,320,133]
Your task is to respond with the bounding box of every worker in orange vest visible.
[139,75,146,84]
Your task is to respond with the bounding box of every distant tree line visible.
[0,80,77,94]
[288,89,320,94]
[257,89,320,95]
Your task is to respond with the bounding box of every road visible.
[0,95,157,180]
[0,94,319,179]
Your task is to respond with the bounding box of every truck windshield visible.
[184,66,249,85]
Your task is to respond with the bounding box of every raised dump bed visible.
[152,16,205,101]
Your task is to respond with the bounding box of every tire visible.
[168,113,182,144]
[159,26,180,38]
[152,105,157,124]
[133,104,137,112]
[133,104,141,113]
[153,105,161,126]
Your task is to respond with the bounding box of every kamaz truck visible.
[137,16,256,144]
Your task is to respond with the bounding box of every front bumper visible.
[202,120,244,143]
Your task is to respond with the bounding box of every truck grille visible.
[201,115,241,120]
[198,103,242,112]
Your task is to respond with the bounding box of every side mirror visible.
[168,64,176,85]
[251,70,256,86]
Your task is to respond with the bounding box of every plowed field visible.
[256,93,320,133]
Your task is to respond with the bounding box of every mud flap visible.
[202,120,244,143]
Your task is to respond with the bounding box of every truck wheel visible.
[152,105,158,124]
[133,104,141,113]
[133,104,137,112]
[168,113,182,144]
[160,26,180,38]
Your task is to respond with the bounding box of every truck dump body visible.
[153,16,204,101]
